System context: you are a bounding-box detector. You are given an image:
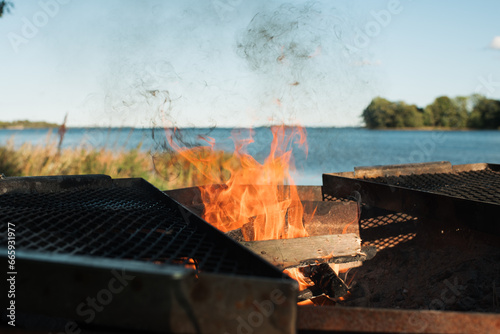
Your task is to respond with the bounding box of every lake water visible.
[2,127,500,185]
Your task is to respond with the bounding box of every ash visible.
[340,216,500,313]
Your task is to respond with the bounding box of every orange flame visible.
[164,125,308,241]
[284,268,311,291]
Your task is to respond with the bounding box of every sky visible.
[0,0,499,128]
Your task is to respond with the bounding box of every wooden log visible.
[224,200,360,242]
[302,201,360,237]
[353,161,452,179]
[224,228,245,242]
[300,263,349,298]
[297,245,376,268]
[224,221,254,242]
[240,233,361,270]
[297,286,323,302]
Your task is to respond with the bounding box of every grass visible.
[0,136,237,190]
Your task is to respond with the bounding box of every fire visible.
[183,258,198,271]
[163,124,356,301]
[284,268,311,291]
[164,125,308,241]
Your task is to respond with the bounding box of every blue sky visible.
[0,0,499,127]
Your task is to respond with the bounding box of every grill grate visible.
[369,168,500,204]
[323,162,500,235]
[0,177,276,277]
[323,195,419,251]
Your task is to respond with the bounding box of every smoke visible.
[82,1,224,128]
[80,1,377,128]
[236,2,376,125]
[237,3,325,73]
[102,59,180,127]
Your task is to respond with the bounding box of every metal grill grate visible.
[323,163,500,235]
[323,194,419,251]
[0,177,280,277]
[369,168,500,204]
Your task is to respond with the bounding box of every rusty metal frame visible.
[7,250,297,334]
[322,162,500,235]
[0,175,298,334]
[297,305,500,334]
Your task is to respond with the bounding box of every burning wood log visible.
[224,200,360,242]
[240,233,362,270]
[224,221,255,242]
[297,245,377,267]
[302,201,360,236]
[297,286,323,302]
[300,263,349,298]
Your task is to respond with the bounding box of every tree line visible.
[0,120,59,129]
[362,95,500,129]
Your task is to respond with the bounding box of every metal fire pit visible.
[0,175,297,334]
[167,180,500,334]
[311,161,500,334]
[323,161,500,235]
[5,171,498,334]
[297,305,500,333]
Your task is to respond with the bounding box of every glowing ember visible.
[164,124,309,241]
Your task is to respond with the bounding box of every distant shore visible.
[1,121,498,131]
[0,120,59,129]
[368,126,494,131]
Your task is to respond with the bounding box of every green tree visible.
[425,95,468,128]
[467,94,486,128]
[363,94,500,129]
[470,93,487,107]
[362,97,395,128]
[467,109,483,128]
[396,102,424,127]
[468,98,500,129]
[362,97,423,128]
[422,107,434,126]
[451,96,470,128]
[425,96,453,127]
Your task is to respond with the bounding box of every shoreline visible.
[369,127,485,131]
[1,124,498,131]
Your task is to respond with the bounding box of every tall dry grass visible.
[0,136,237,190]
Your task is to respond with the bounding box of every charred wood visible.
[300,263,349,298]
[297,245,377,268]
[297,286,324,302]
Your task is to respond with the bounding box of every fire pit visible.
[2,162,500,333]
[167,161,500,333]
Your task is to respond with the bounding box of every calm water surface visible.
[2,127,499,185]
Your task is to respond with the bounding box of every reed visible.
[0,137,237,190]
